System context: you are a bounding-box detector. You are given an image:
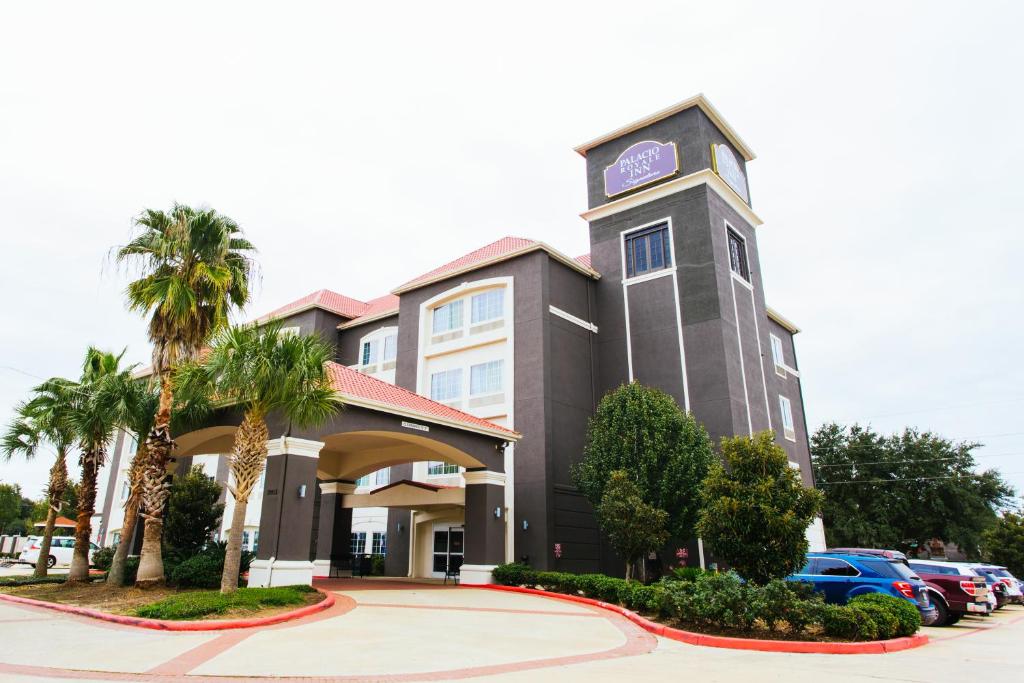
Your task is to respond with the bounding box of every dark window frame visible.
[727,228,750,282]
[624,223,672,279]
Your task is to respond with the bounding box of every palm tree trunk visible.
[108,443,146,586]
[33,455,68,579]
[136,375,175,587]
[221,491,250,593]
[68,448,101,583]
[220,413,268,594]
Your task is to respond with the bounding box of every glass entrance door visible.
[432,526,464,577]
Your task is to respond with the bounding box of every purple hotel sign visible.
[603,140,679,197]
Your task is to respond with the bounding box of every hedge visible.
[491,563,921,642]
[133,585,315,620]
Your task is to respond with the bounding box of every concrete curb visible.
[0,588,335,631]
[480,584,930,655]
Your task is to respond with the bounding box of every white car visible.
[18,536,98,569]
[973,564,1024,605]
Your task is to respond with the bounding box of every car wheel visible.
[945,612,962,626]
[931,597,950,626]
[46,555,56,569]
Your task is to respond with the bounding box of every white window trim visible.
[549,305,598,333]
[779,394,796,442]
[618,217,690,411]
[726,226,752,284]
[357,325,398,375]
[770,333,787,377]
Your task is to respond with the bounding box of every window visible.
[470,360,503,395]
[361,339,380,366]
[624,224,671,278]
[371,532,387,555]
[111,532,121,547]
[471,289,504,324]
[351,532,367,555]
[252,531,259,554]
[779,395,796,441]
[432,300,464,334]
[862,559,916,580]
[120,481,130,502]
[770,334,786,376]
[430,369,462,402]
[383,334,397,362]
[427,461,460,476]
[356,468,390,488]
[727,229,750,281]
[280,326,300,338]
[242,530,250,550]
[813,558,860,577]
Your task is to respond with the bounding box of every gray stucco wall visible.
[336,314,400,367]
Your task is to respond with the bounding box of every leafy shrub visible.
[493,563,536,586]
[169,543,253,589]
[674,572,754,630]
[370,554,386,576]
[92,547,115,572]
[134,585,314,620]
[667,566,708,583]
[849,593,921,637]
[123,556,140,585]
[821,604,879,641]
[749,579,824,633]
[616,581,664,613]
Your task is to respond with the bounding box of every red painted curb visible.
[480,584,930,655]
[0,589,334,631]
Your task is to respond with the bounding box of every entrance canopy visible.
[343,479,464,512]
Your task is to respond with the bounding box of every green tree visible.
[60,348,138,582]
[115,204,256,586]
[572,382,714,541]
[176,322,339,593]
[0,483,22,535]
[698,431,823,584]
[982,503,1024,577]
[812,424,1015,556]
[597,471,670,581]
[3,376,77,577]
[163,466,224,559]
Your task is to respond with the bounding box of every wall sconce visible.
[297,484,307,498]
[397,523,405,533]
[522,519,529,531]
[494,506,502,519]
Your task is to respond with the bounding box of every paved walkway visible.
[0,578,1021,682]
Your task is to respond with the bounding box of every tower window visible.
[727,229,750,281]
[624,224,671,278]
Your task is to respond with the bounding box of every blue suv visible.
[788,552,938,625]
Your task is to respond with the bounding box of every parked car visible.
[972,565,1024,605]
[907,559,990,625]
[789,552,938,625]
[829,547,909,564]
[18,536,97,568]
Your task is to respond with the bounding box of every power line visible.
[817,474,997,485]
[814,452,1024,468]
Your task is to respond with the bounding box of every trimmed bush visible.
[849,593,921,638]
[821,604,879,641]
[0,575,69,588]
[134,585,314,620]
[92,547,115,572]
[749,579,824,633]
[168,543,253,589]
[492,563,535,586]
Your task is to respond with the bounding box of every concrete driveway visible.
[0,578,1021,682]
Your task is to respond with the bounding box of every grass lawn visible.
[0,579,321,620]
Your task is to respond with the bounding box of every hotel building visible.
[91,95,824,585]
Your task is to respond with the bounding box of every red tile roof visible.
[326,362,518,439]
[258,289,370,322]
[395,237,538,293]
[338,294,400,329]
[576,253,592,269]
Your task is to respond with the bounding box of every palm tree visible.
[106,381,158,587]
[176,322,338,593]
[115,204,256,586]
[2,384,76,578]
[61,348,137,583]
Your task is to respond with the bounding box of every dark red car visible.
[908,560,991,626]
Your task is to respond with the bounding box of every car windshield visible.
[862,559,916,580]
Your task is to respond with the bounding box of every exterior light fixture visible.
[494,506,502,519]
[298,484,307,498]
[522,519,529,531]
[397,523,405,533]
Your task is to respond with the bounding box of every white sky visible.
[1,1,1022,504]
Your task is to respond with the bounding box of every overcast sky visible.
[1,2,1022,505]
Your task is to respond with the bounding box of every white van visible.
[18,536,98,568]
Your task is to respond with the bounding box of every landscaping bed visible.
[0,579,321,621]
[492,564,923,644]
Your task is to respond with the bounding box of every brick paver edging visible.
[481,584,930,655]
[0,589,335,631]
